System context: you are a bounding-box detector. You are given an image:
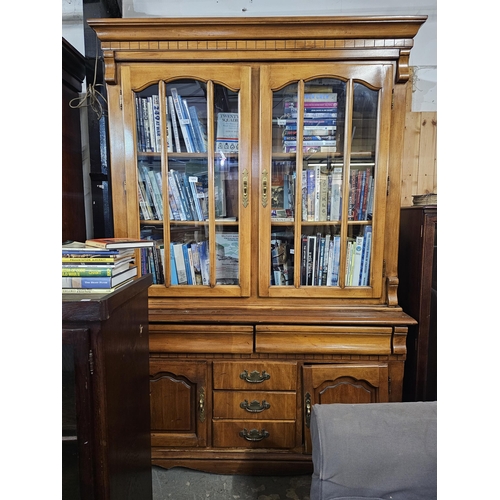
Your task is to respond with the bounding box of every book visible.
[170,88,195,153]
[62,278,135,294]
[329,167,343,221]
[62,266,138,289]
[62,259,133,277]
[215,232,239,285]
[216,112,239,153]
[84,237,155,249]
[188,105,207,153]
[169,242,178,285]
[172,243,188,284]
[360,226,372,286]
[167,95,182,152]
[351,236,364,287]
[152,94,162,152]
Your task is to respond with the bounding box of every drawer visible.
[213,391,296,420]
[149,324,253,354]
[213,361,297,390]
[255,325,393,355]
[212,421,296,448]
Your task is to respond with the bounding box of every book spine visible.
[173,243,188,284]
[152,94,162,153]
[188,105,207,153]
[170,88,195,152]
[189,176,204,221]
[360,226,372,286]
[182,99,199,152]
[147,97,157,152]
[169,242,178,285]
[62,268,113,277]
[181,173,199,222]
[172,170,193,220]
[62,276,114,288]
[168,171,186,220]
[167,95,182,152]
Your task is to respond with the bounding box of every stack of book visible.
[62,239,154,294]
[282,91,338,153]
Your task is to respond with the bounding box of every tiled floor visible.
[152,466,312,500]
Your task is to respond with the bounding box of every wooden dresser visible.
[62,275,153,499]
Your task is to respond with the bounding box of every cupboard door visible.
[259,63,393,299]
[120,64,252,297]
[149,360,208,448]
[302,363,389,452]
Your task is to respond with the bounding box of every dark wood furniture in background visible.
[62,275,153,500]
[89,16,425,475]
[398,205,437,401]
[62,38,87,243]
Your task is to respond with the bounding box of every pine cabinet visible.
[89,15,425,475]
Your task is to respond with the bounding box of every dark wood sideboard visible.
[62,275,153,500]
[398,205,437,401]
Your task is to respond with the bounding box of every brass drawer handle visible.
[240,370,271,384]
[240,399,271,413]
[199,387,206,423]
[239,428,270,442]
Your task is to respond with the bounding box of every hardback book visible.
[329,167,343,221]
[85,237,155,249]
[188,105,207,153]
[351,236,364,287]
[172,243,188,284]
[170,88,195,153]
[215,232,239,285]
[169,242,178,285]
[330,235,341,287]
[62,259,134,277]
[168,170,187,220]
[181,99,199,152]
[198,240,210,286]
[62,278,135,294]
[152,95,162,152]
[62,266,138,289]
[167,95,182,152]
[360,226,372,286]
[216,112,239,153]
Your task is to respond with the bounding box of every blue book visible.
[170,242,178,285]
[182,244,193,285]
[188,105,207,153]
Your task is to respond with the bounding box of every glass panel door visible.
[260,64,392,298]
[125,65,251,296]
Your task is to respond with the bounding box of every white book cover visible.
[216,112,239,152]
[173,243,188,284]
[351,236,364,286]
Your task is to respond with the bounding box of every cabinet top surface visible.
[62,275,153,322]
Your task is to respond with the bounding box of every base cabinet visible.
[149,322,408,475]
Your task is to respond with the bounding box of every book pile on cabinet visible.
[62,239,154,294]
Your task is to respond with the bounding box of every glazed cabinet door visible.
[118,64,252,297]
[149,360,208,448]
[302,363,389,452]
[259,63,393,299]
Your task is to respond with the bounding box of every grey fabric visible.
[310,402,437,500]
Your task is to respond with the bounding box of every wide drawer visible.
[212,420,296,448]
[255,325,393,354]
[149,324,253,354]
[213,361,297,390]
[213,391,296,420]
